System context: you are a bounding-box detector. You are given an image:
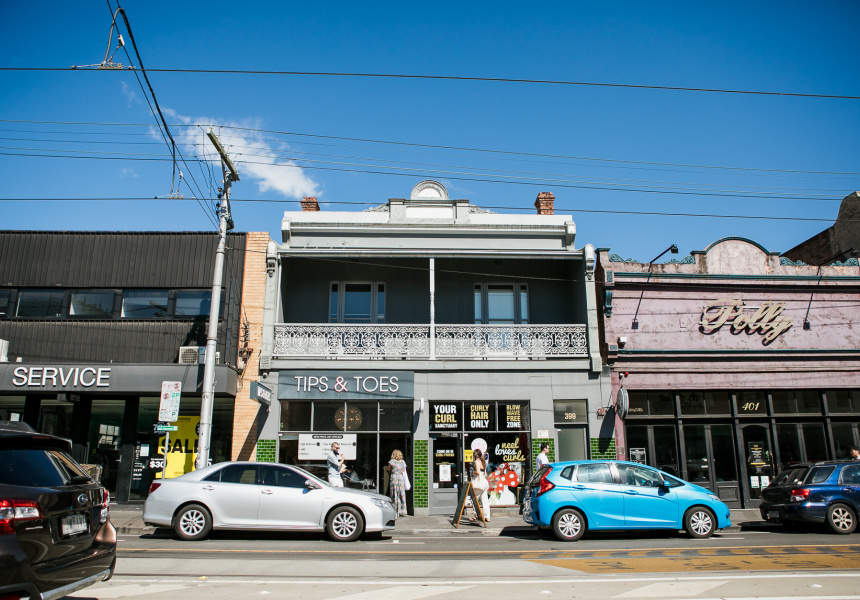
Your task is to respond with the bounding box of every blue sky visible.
[1,1,858,261]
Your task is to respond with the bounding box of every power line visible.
[1,119,857,177]
[4,66,860,100]
[0,196,849,223]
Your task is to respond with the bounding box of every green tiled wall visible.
[531,438,555,463]
[256,439,277,463]
[590,437,616,459]
[412,439,428,508]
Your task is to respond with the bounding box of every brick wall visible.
[531,437,555,463]
[591,437,616,459]
[412,439,428,508]
[256,439,277,463]
[231,232,270,460]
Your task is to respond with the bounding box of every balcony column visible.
[429,257,436,360]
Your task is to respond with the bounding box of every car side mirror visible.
[305,480,321,490]
[661,479,671,489]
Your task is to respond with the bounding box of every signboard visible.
[158,381,182,422]
[279,370,414,400]
[747,442,767,467]
[629,448,647,464]
[616,388,629,420]
[466,403,494,430]
[298,434,357,460]
[700,299,793,343]
[553,400,588,425]
[500,403,526,431]
[250,381,273,406]
[155,425,178,432]
[155,415,199,479]
[430,402,461,431]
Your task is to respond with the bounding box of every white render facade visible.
[255,181,609,515]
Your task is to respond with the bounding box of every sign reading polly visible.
[279,370,414,400]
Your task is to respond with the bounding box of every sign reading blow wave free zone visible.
[279,371,414,400]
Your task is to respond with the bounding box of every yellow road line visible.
[532,554,859,574]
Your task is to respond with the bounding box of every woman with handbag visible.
[388,449,410,516]
[470,450,491,522]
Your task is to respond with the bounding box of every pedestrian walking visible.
[327,442,345,487]
[470,449,490,522]
[850,446,860,461]
[388,449,410,516]
[536,443,550,471]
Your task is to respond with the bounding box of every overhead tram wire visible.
[1,119,858,177]
[0,197,850,224]
[105,1,217,230]
[5,66,860,100]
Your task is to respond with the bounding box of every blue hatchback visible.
[523,460,731,541]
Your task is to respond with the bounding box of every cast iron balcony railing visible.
[273,324,588,359]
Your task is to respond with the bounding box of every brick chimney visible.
[300,196,320,211]
[534,192,555,215]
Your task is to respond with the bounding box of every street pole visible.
[196,129,239,470]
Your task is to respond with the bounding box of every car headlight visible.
[707,493,720,502]
[371,498,392,509]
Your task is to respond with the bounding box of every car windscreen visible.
[0,448,89,487]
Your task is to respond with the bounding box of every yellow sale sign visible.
[155,415,199,479]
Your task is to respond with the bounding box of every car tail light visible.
[0,499,44,535]
[790,488,810,502]
[536,467,555,497]
[100,489,110,523]
[149,482,162,494]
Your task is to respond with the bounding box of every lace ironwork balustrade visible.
[274,324,588,359]
[436,325,587,358]
[274,325,431,358]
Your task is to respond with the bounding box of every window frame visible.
[328,281,386,324]
[473,282,529,325]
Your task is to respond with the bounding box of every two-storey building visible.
[253,181,606,515]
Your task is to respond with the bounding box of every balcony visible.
[273,324,588,359]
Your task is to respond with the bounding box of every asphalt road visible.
[66,527,860,600]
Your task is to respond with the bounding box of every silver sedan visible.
[143,461,397,542]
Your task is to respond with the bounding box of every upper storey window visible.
[70,290,115,317]
[329,283,385,323]
[474,283,529,325]
[121,290,169,318]
[17,290,64,318]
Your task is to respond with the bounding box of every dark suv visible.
[760,461,860,534]
[0,423,116,600]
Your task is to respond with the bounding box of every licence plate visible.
[61,514,88,536]
[767,510,780,520]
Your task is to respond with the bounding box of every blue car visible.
[523,460,731,541]
[759,461,860,534]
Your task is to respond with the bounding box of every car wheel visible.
[551,508,585,542]
[684,506,716,539]
[826,503,856,534]
[174,504,213,541]
[326,506,364,542]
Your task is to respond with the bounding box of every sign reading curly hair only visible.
[700,299,793,343]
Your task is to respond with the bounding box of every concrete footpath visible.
[110,504,770,537]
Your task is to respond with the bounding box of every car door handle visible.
[624,490,639,495]
[261,489,274,495]
[201,485,215,491]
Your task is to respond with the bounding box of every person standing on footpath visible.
[470,449,490,523]
[850,446,860,461]
[536,443,550,471]
[388,449,410,516]
[327,442,345,487]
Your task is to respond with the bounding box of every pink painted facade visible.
[596,238,860,508]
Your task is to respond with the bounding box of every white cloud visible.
[120,167,139,178]
[157,109,320,200]
[120,81,140,106]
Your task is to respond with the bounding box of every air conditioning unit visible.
[178,346,220,365]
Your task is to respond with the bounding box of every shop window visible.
[121,289,168,318]
[280,401,312,431]
[329,282,385,323]
[466,402,496,431]
[772,390,822,414]
[0,396,26,422]
[553,400,587,424]
[736,390,768,415]
[379,401,413,431]
[474,283,529,324]
[70,290,116,317]
[37,399,73,439]
[679,391,731,416]
[313,402,344,431]
[627,391,674,417]
[0,289,10,318]
[342,402,376,432]
[826,390,860,414]
[498,402,529,431]
[175,290,211,317]
[831,422,858,459]
[17,289,64,318]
